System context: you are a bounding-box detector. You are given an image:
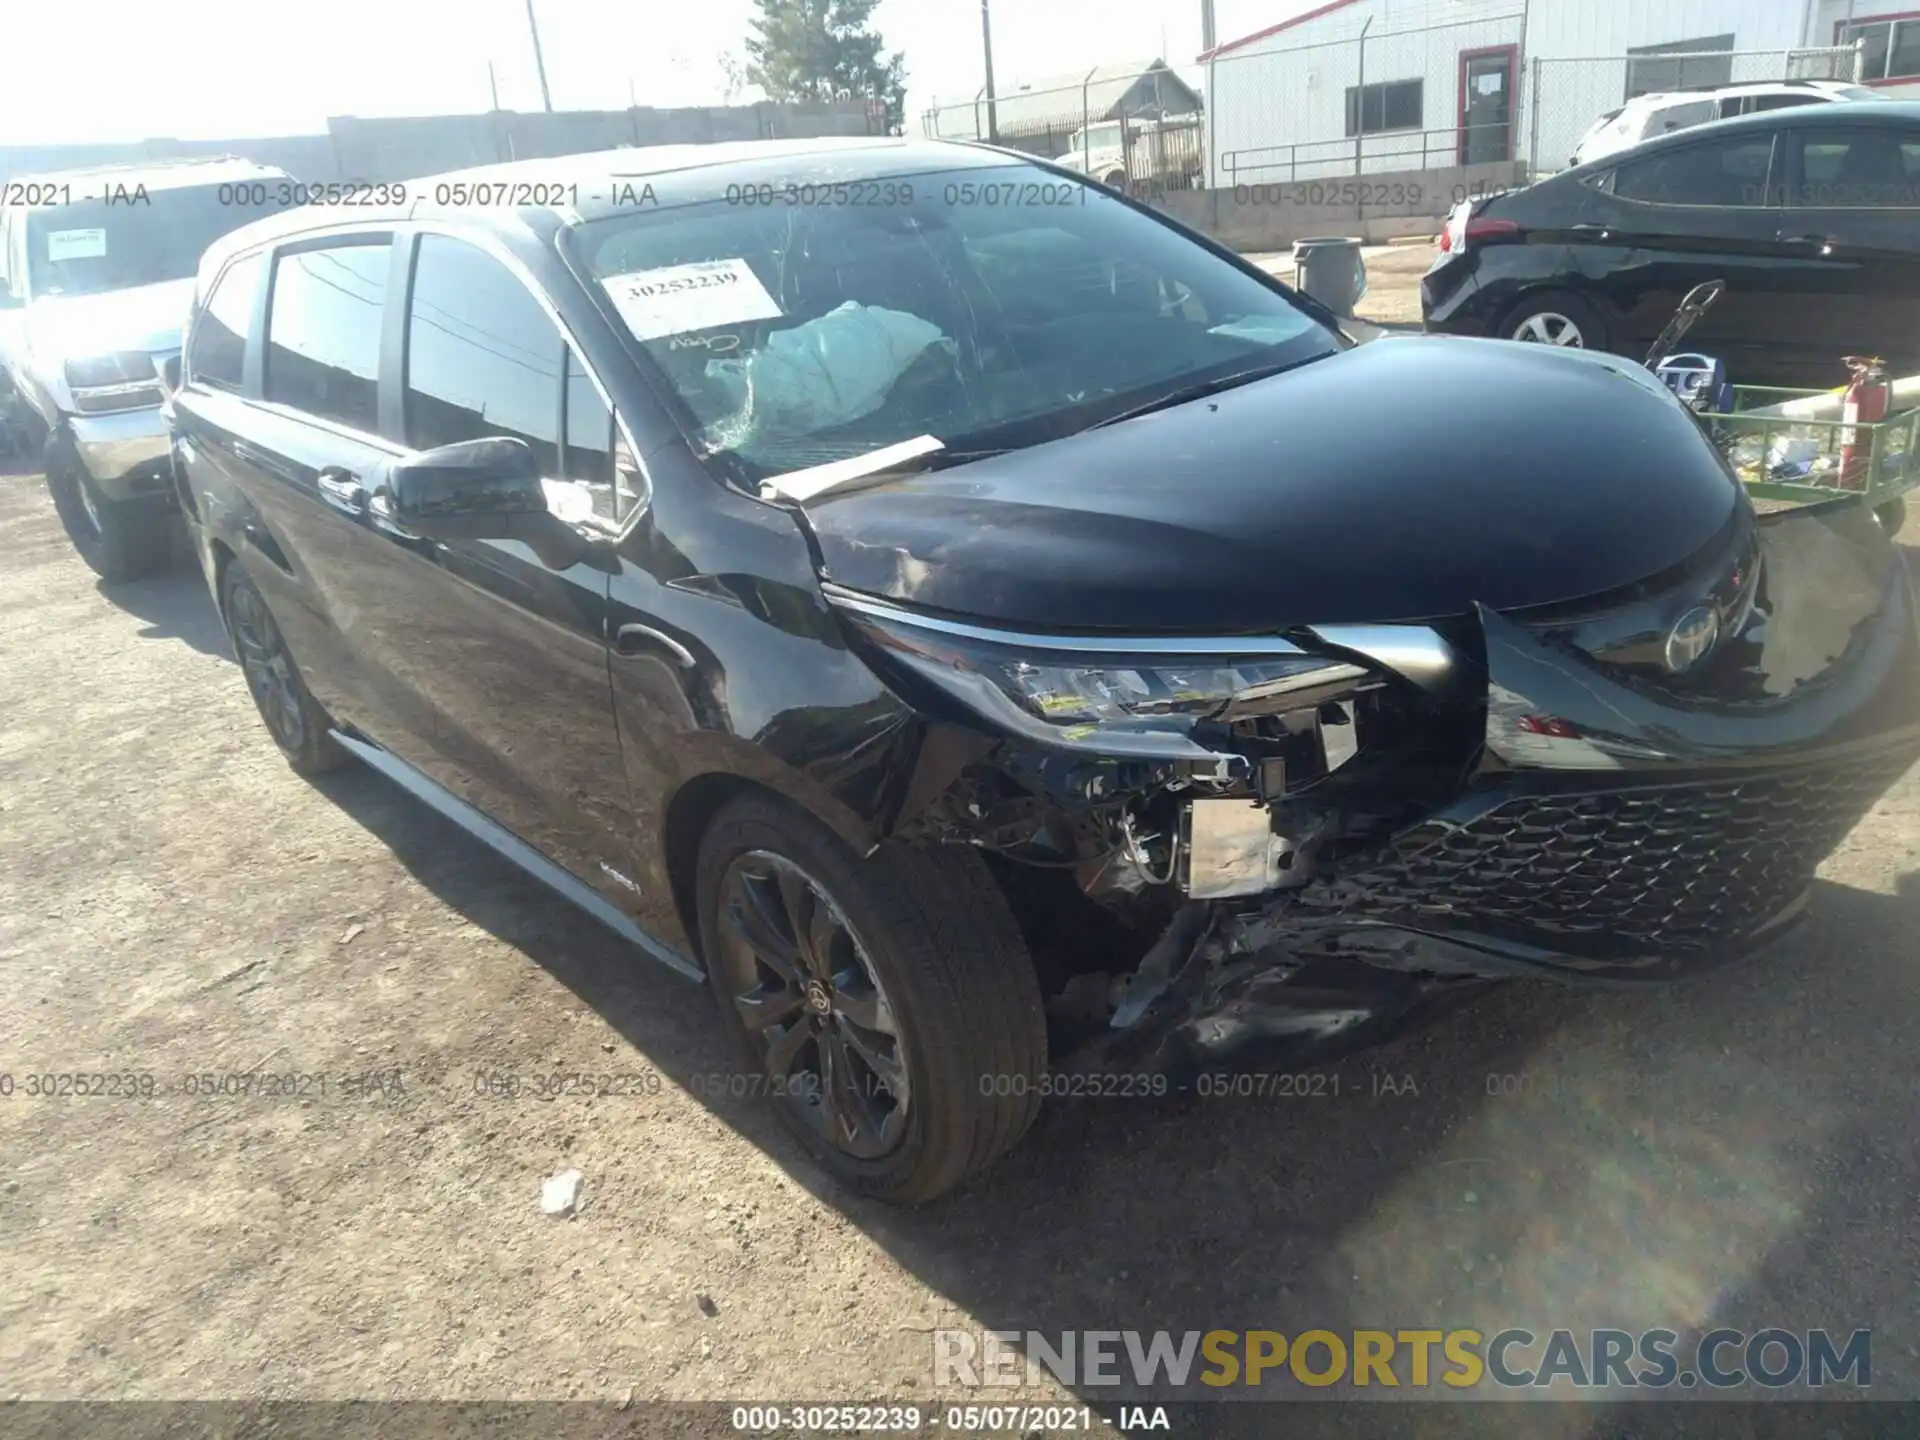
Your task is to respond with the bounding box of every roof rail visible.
[1643,76,1833,98]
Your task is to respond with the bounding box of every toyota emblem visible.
[1664,606,1720,673]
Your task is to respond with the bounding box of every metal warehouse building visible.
[1201,0,1920,185]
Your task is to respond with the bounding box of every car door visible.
[387,228,637,905]
[1770,123,1920,384]
[217,232,452,762]
[1591,129,1786,376]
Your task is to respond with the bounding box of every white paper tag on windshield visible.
[602,258,782,341]
[46,228,107,261]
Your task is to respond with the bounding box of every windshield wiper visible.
[1085,354,1331,431]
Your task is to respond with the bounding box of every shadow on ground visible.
[96,559,231,659]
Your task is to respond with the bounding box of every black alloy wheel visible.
[712,850,911,1159]
[221,566,347,776]
[694,791,1048,1203]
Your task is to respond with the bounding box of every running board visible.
[329,729,705,982]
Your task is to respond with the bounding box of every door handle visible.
[615,622,696,668]
[1783,234,1839,251]
[1570,223,1608,234]
[316,466,369,515]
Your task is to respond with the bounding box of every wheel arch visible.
[660,764,889,962]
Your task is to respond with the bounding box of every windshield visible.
[573,161,1336,486]
[1072,123,1123,152]
[25,183,293,299]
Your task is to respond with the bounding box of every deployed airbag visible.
[704,302,947,451]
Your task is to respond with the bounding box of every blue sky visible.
[0,0,1287,146]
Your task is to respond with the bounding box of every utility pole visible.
[979,0,999,143]
[488,60,502,111]
[524,0,554,112]
[1201,0,1216,53]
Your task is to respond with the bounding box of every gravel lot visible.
[3,417,1919,1427]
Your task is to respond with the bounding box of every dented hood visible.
[805,337,1741,629]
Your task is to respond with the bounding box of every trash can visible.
[1292,237,1367,317]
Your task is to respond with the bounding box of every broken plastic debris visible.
[540,1168,583,1216]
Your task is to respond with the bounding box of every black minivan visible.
[1423,102,1920,388]
[170,138,1920,1202]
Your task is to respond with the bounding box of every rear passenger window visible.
[265,241,389,432]
[404,235,561,476]
[1615,136,1775,206]
[189,252,263,390]
[1790,129,1920,208]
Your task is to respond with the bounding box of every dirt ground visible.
[1248,239,1437,327]
[4,427,1920,1426]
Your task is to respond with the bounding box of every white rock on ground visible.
[540,1168,583,1217]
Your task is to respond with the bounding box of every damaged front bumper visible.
[1088,498,1920,1073]
[846,497,1920,1077]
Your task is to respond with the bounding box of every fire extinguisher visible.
[1840,355,1891,492]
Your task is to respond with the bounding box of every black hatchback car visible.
[170,138,1920,1203]
[1423,102,1920,388]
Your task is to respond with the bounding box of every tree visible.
[745,0,907,129]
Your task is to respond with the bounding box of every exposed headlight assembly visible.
[828,590,1367,773]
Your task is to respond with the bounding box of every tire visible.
[695,792,1048,1204]
[1501,290,1609,351]
[45,433,176,583]
[1876,496,1907,536]
[220,563,349,776]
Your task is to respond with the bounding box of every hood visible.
[805,336,1743,631]
[25,277,196,363]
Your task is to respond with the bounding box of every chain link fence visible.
[922,35,1869,210]
[1525,46,1865,175]
[920,64,1207,195]
[1209,11,1528,185]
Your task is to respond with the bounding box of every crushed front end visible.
[829,496,1920,1075]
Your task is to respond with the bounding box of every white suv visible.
[1570,80,1883,167]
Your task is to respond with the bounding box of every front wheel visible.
[695,793,1048,1204]
[45,434,176,582]
[1876,496,1907,536]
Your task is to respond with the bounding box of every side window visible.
[404,234,560,475]
[187,252,264,391]
[1750,94,1818,114]
[1789,129,1920,209]
[1615,136,1775,207]
[1646,99,1715,137]
[563,352,639,524]
[265,240,389,432]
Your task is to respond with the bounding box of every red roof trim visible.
[1198,0,1364,61]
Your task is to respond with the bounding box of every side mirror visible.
[386,436,549,540]
[160,354,182,392]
